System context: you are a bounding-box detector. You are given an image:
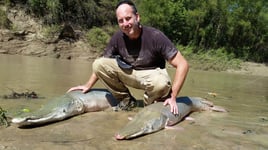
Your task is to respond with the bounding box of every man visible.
[68,0,189,114]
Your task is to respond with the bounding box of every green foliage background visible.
[1,0,268,63]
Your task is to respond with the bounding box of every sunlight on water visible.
[0,54,267,150]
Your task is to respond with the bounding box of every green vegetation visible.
[0,7,11,29]
[0,107,9,127]
[137,0,267,63]
[24,0,118,27]
[180,46,242,71]
[1,0,268,66]
[42,24,61,38]
[86,27,110,52]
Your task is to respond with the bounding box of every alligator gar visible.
[115,96,227,140]
[12,89,119,127]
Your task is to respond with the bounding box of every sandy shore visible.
[226,62,268,77]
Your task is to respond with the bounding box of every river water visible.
[0,54,267,150]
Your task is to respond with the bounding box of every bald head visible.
[115,1,141,39]
[116,0,137,14]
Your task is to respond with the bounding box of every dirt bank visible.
[0,6,101,60]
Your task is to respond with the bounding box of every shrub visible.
[86,27,110,52]
[42,24,61,39]
[0,9,11,29]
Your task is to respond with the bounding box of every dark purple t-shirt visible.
[103,26,178,69]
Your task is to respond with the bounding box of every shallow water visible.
[0,54,267,150]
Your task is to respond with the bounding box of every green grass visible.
[0,106,9,127]
[179,45,242,71]
[85,27,110,52]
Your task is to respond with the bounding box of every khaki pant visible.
[93,57,171,105]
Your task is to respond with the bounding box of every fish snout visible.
[11,117,26,124]
[114,133,125,140]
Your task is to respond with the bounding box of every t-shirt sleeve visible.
[102,32,120,58]
[155,31,178,61]
[102,39,115,58]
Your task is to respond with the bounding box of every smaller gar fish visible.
[115,97,227,140]
[12,89,119,127]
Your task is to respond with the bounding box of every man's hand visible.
[163,97,178,115]
[67,85,90,93]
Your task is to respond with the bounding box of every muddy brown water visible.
[0,54,267,150]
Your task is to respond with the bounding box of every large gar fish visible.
[12,89,119,127]
[115,97,227,140]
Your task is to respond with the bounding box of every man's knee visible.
[92,58,105,72]
[93,57,117,72]
[144,79,171,104]
[153,80,171,97]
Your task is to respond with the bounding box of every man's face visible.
[116,4,140,39]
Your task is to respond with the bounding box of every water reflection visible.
[0,54,267,149]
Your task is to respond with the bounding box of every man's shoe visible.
[118,95,137,111]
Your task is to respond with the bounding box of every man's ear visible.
[135,13,140,22]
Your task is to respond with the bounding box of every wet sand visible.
[1,107,266,150]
